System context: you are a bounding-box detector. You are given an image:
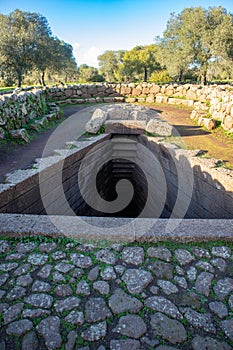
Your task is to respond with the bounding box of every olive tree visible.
[158,6,233,84]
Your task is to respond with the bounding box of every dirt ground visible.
[150,104,233,168]
[0,103,232,182]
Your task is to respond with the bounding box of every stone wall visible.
[0,83,233,140]
[46,83,233,132]
[0,131,232,219]
[0,134,110,215]
[0,90,62,141]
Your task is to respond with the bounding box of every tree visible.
[123,45,161,82]
[159,7,233,85]
[98,50,125,81]
[78,64,104,82]
[0,10,52,87]
[48,39,77,83]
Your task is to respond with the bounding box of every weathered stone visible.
[82,321,107,341]
[70,253,92,268]
[148,260,173,279]
[6,319,33,336]
[6,286,26,300]
[64,310,84,325]
[76,280,90,295]
[16,274,33,287]
[195,261,215,273]
[195,272,214,296]
[6,252,25,261]
[141,337,159,347]
[16,242,36,253]
[95,249,117,264]
[157,280,179,295]
[146,119,173,136]
[220,318,233,342]
[22,331,39,350]
[36,316,62,350]
[54,284,72,297]
[212,246,231,258]
[22,308,50,319]
[27,253,48,265]
[52,251,67,260]
[151,312,187,344]
[32,280,51,292]
[3,303,24,324]
[37,264,52,278]
[114,265,125,275]
[174,276,187,289]
[54,262,74,273]
[175,249,194,265]
[54,297,80,313]
[147,246,172,261]
[0,290,5,299]
[100,266,116,280]
[211,258,227,272]
[24,293,53,308]
[85,108,108,134]
[180,291,202,309]
[121,247,144,265]
[192,247,211,259]
[0,274,9,287]
[185,308,216,333]
[110,339,140,350]
[209,301,228,318]
[0,303,9,313]
[88,266,100,281]
[39,242,57,253]
[0,262,18,271]
[0,240,11,253]
[145,296,182,319]
[85,297,111,323]
[9,128,30,143]
[65,330,77,350]
[122,269,152,293]
[105,120,146,134]
[187,266,197,281]
[93,281,110,295]
[214,278,233,300]
[52,271,66,282]
[113,315,147,339]
[109,288,142,314]
[192,335,231,350]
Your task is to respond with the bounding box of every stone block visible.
[105,120,146,134]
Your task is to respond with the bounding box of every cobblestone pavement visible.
[1,238,233,349]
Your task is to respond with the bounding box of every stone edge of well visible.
[0,214,233,243]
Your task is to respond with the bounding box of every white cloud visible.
[72,44,103,68]
[73,42,80,50]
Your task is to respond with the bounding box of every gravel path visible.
[1,238,233,349]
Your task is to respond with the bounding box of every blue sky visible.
[1,0,233,67]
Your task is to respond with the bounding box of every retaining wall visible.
[0,131,232,219]
[1,83,233,137]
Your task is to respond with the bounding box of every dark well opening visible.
[0,134,232,219]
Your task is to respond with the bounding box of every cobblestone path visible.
[1,238,233,349]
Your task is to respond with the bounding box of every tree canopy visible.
[0,9,77,86]
[157,6,233,84]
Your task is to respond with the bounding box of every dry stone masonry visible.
[0,104,232,220]
[1,82,233,142]
[1,238,233,349]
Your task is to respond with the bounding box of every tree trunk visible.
[41,71,46,86]
[200,63,207,85]
[201,73,207,85]
[143,67,148,82]
[178,69,183,82]
[17,72,22,87]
